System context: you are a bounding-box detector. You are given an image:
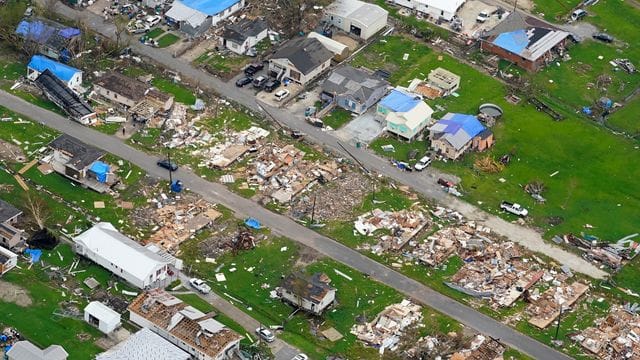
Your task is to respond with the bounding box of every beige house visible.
[269,37,333,85]
[94,72,148,107]
[429,113,493,160]
[0,246,17,275]
[0,199,24,250]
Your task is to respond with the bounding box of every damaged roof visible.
[430,113,487,150]
[0,199,22,223]
[322,65,388,103]
[34,69,94,120]
[271,37,333,75]
[222,18,268,43]
[49,134,105,169]
[95,72,149,102]
[281,272,334,304]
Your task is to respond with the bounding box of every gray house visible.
[6,341,68,360]
[0,199,25,250]
[321,66,389,114]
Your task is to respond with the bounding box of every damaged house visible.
[578,305,640,358]
[429,113,493,160]
[321,65,389,114]
[45,134,116,193]
[278,272,336,315]
[351,300,422,352]
[0,199,25,250]
[34,69,96,125]
[27,55,83,91]
[355,208,429,252]
[74,222,181,289]
[406,67,460,99]
[480,11,573,72]
[15,18,81,62]
[526,281,589,329]
[269,37,334,85]
[128,289,242,359]
[96,328,190,360]
[221,18,268,56]
[0,246,18,276]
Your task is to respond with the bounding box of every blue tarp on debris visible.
[171,180,183,193]
[245,218,261,229]
[25,249,42,263]
[379,90,421,113]
[493,29,529,55]
[28,55,81,82]
[89,161,110,183]
[179,0,241,15]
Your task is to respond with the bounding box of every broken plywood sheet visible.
[94,201,105,209]
[321,327,344,342]
[37,163,54,175]
[528,282,589,329]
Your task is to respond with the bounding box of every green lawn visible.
[323,108,353,129]
[157,33,180,48]
[146,28,165,39]
[369,135,429,164]
[151,77,196,104]
[607,96,640,136]
[195,51,252,76]
[532,0,581,21]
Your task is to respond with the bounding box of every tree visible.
[0,0,26,44]
[43,0,58,18]
[23,191,50,230]
[113,15,129,49]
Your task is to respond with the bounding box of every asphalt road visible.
[1,88,571,359]
[49,2,606,279]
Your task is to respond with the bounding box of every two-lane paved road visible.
[0,89,571,359]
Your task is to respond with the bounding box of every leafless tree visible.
[113,15,129,49]
[23,191,50,230]
[0,0,25,44]
[43,0,59,17]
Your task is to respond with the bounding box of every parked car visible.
[189,278,211,294]
[292,354,309,360]
[263,79,281,92]
[437,178,456,188]
[500,201,528,217]
[244,62,264,76]
[255,327,275,342]
[252,76,267,88]
[128,20,150,34]
[24,6,33,17]
[476,11,490,23]
[235,76,253,87]
[571,9,587,21]
[274,89,290,101]
[414,156,432,171]
[291,130,305,139]
[145,15,162,27]
[304,106,317,117]
[157,159,178,171]
[592,33,614,43]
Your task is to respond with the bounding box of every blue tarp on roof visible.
[379,90,421,113]
[89,161,110,183]
[492,29,529,56]
[440,113,485,138]
[28,55,80,82]
[180,0,241,15]
[16,19,80,39]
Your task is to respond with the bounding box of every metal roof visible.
[492,27,570,61]
[165,1,208,27]
[6,341,68,360]
[176,0,240,16]
[96,328,190,360]
[85,301,121,323]
[34,69,94,120]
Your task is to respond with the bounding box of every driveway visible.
[334,108,385,144]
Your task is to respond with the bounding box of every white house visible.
[27,55,82,91]
[377,89,434,140]
[166,0,245,36]
[392,0,466,21]
[269,37,333,85]
[278,273,336,315]
[323,0,388,40]
[74,223,177,289]
[84,301,121,334]
[97,328,190,360]
[0,246,17,275]
[221,18,268,55]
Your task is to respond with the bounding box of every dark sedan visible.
[235,76,253,87]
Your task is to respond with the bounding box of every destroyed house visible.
[128,289,242,360]
[6,341,68,360]
[47,134,115,191]
[269,37,333,85]
[321,65,389,114]
[96,328,191,360]
[74,223,179,289]
[15,18,81,63]
[0,199,24,249]
[94,72,150,108]
[27,55,82,91]
[423,67,460,98]
[221,18,268,55]
[480,12,572,72]
[0,246,18,275]
[278,272,336,315]
[35,69,96,125]
[391,0,465,22]
[429,113,493,160]
[351,300,423,351]
[165,0,245,36]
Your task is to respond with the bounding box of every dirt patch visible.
[295,245,323,267]
[0,139,26,163]
[0,281,33,307]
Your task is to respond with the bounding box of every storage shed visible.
[84,301,121,334]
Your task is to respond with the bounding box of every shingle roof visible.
[49,134,105,169]
[6,341,68,360]
[0,199,22,223]
[322,66,388,102]
[430,113,486,150]
[222,18,268,43]
[94,72,149,102]
[281,272,334,304]
[271,37,333,75]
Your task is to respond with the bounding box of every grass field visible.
[195,51,252,76]
[607,95,640,136]
[145,28,165,39]
[157,33,180,48]
[151,77,196,104]
[322,108,353,129]
[353,35,640,241]
[532,0,581,21]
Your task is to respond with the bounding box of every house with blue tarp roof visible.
[480,11,572,72]
[429,113,494,159]
[165,0,245,36]
[377,89,434,140]
[15,18,81,63]
[27,55,82,90]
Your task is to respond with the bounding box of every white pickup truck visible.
[500,201,528,217]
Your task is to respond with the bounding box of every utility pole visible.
[310,194,317,225]
[554,304,564,340]
[167,148,173,184]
